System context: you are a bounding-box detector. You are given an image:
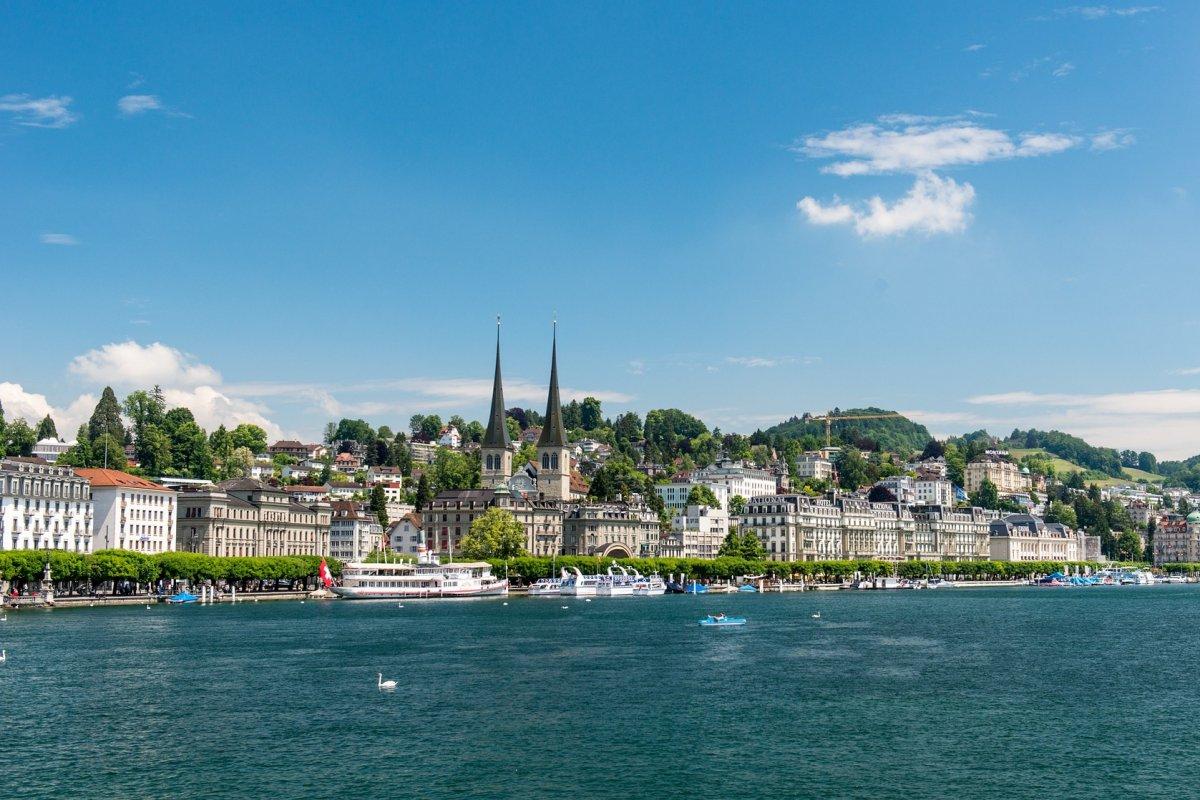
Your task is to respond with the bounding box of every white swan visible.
[377,672,397,690]
[561,605,569,609]
[0,649,5,663]
[811,612,821,619]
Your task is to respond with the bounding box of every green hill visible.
[765,408,932,455]
[1008,447,1164,487]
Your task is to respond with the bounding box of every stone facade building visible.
[423,487,563,556]
[561,500,660,558]
[329,500,383,562]
[658,503,729,559]
[964,452,1030,495]
[988,513,1087,562]
[176,478,331,558]
[0,457,93,552]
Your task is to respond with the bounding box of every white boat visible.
[527,574,565,596]
[333,557,508,599]
[926,578,956,589]
[597,565,636,596]
[560,567,605,596]
[632,572,666,596]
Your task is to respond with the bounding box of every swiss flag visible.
[319,559,334,589]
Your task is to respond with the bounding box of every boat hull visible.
[332,581,509,600]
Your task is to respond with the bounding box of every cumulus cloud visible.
[69,341,222,387]
[117,94,162,115]
[0,382,96,438]
[40,232,79,246]
[161,386,282,440]
[0,94,77,128]
[799,172,975,237]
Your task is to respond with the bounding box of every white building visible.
[387,511,424,555]
[658,503,730,559]
[0,457,94,552]
[874,476,915,504]
[691,459,777,504]
[795,453,834,481]
[655,480,730,512]
[32,437,74,464]
[329,501,384,562]
[988,514,1086,562]
[438,425,463,449]
[914,479,954,507]
[77,468,176,553]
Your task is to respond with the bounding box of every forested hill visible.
[1001,429,1138,479]
[764,408,932,454]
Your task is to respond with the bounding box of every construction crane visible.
[807,411,905,448]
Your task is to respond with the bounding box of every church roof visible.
[482,321,510,449]
[537,325,567,448]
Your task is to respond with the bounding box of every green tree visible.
[686,484,721,508]
[430,449,479,492]
[136,424,173,475]
[835,448,868,491]
[943,442,966,486]
[4,419,37,457]
[227,446,255,479]
[88,387,125,445]
[369,484,389,528]
[230,423,269,454]
[739,530,766,560]
[580,397,603,431]
[415,473,434,510]
[970,478,1001,510]
[171,421,214,478]
[459,507,527,559]
[729,495,747,516]
[35,414,57,441]
[1115,530,1145,562]
[717,531,742,558]
[91,432,128,470]
[419,415,443,441]
[1044,499,1078,529]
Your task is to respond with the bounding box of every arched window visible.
[542,453,550,469]
[551,454,559,470]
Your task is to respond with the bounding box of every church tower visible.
[537,321,572,501]
[480,318,513,487]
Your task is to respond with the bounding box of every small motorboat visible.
[699,613,746,627]
[685,582,708,594]
[165,591,199,605]
[737,584,758,593]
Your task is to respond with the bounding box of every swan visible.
[561,605,569,609]
[0,650,5,663]
[145,605,151,610]
[377,673,397,690]
[811,612,821,619]
[0,613,7,621]
[502,602,508,606]
[584,598,592,603]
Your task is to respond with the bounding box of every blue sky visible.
[3,3,1199,455]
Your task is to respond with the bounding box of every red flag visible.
[319,559,333,589]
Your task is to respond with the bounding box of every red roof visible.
[75,468,172,491]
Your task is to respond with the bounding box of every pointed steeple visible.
[482,317,510,448]
[537,319,567,448]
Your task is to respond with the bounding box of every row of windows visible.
[1,477,87,499]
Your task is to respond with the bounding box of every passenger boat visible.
[165,591,199,604]
[559,567,605,597]
[699,613,746,627]
[333,557,508,599]
[597,565,636,597]
[527,575,565,596]
[632,572,667,596]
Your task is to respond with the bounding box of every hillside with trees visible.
[765,408,932,455]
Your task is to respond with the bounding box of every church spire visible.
[482,316,510,448]
[537,318,567,448]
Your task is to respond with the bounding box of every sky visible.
[3,2,1200,456]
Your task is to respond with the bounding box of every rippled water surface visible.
[3,586,1198,798]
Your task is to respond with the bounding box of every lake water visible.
[3,586,1198,798]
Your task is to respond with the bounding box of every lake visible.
[2,585,1197,798]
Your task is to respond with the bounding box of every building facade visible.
[988,514,1086,562]
[0,457,93,552]
[965,452,1030,495]
[176,478,331,558]
[77,468,177,554]
[329,501,384,562]
[658,503,729,559]
[692,459,778,502]
[422,487,564,556]
[562,500,660,558]
[656,480,730,512]
[387,512,424,555]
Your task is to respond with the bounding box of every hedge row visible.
[0,549,342,587]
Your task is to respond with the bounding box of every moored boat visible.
[333,556,508,599]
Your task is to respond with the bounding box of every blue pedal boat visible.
[699,614,746,627]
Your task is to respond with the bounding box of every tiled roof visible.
[75,468,171,491]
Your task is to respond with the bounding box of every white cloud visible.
[799,172,975,237]
[0,382,95,438]
[627,360,646,376]
[40,232,79,246]
[795,116,1081,176]
[1169,367,1200,376]
[117,94,162,116]
[725,356,814,369]
[1052,62,1076,77]
[68,341,222,388]
[1091,129,1136,151]
[963,43,987,52]
[0,94,77,128]
[161,386,283,440]
[1051,5,1161,19]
